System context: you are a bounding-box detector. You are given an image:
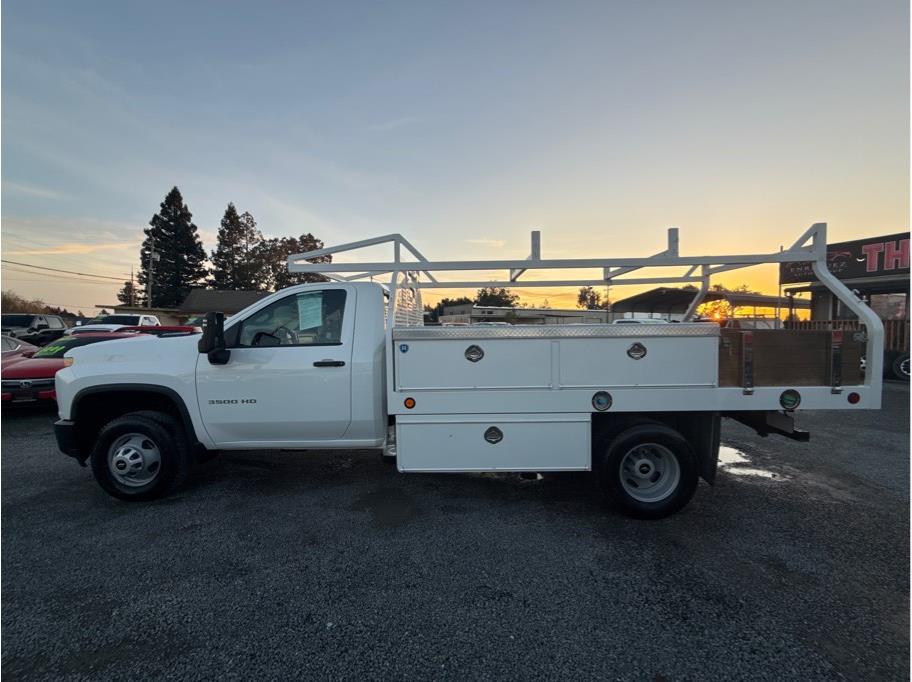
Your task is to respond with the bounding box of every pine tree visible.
[137,187,207,307]
[117,280,140,306]
[254,233,331,291]
[209,205,268,290]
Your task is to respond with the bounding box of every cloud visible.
[2,181,65,200]
[4,242,135,256]
[465,238,507,248]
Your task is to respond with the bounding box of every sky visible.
[2,0,909,313]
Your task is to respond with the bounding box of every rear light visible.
[847,392,860,404]
[779,390,801,411]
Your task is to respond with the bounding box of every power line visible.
[0,260,125,281]
[3,265,119,286]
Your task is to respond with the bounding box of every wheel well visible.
[72,388,198,459]
[592,411,720,484]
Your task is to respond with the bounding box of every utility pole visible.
[146,237,160,309]
[130,266,135,306]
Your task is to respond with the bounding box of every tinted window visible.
[34,335,129,359]
[2,315,35,327]
[47,316,65,329]
[87,315,141,325]
[237,290,346,347]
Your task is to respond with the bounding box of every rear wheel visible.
[596,423,698,519]
[90,412,191,501]
[892,353,910,381]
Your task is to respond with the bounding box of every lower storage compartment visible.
[396,413,591,472]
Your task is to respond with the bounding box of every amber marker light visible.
[404,397,416,409]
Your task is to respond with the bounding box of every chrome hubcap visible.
[108,433,161,487]
[619,443,681,503]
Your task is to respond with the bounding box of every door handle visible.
[313,360,345,367]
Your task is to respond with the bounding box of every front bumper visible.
[55,419,84,463]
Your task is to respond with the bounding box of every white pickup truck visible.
[54,224,884,518]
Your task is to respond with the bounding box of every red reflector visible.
[847,392,860,404]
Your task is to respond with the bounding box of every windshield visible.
[2,314,35,327]
[33,335,128,359]
[86,315,140,325]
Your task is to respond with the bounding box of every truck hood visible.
[65,332,199,363]
[2,357,64,379]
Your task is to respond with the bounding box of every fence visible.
[784,319,909,352]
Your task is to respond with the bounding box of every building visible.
[610,287,810,321]
[97,288,271,325]
[440,303,609,325]
[782,232,909,322]
[782,232,909,355]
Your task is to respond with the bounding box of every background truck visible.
[54,223,884,518]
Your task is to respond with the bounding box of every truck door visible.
[195,286,354,446]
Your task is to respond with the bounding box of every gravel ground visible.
[2,384,909,680]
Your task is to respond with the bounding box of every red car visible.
[2,332,138,404]
[1,335,39,360]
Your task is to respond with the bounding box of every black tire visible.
[90,412,192,501]
[892,353,910,381]
[132,410,216,465]
[595,422,699,520]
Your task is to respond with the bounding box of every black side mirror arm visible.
[198,311,231,365]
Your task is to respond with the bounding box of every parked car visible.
[1,335,39,360]
[1,313,68,345]
[2,332,139,404]
[66,313,161,335]
[612,318,671,324]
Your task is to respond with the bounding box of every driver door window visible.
[236,290,347,347]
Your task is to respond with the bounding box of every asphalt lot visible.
[2,384,909,680]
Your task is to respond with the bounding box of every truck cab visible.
[195,282,387,448]
[55,282,389,461]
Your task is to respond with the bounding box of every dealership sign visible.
[779,232,910,284]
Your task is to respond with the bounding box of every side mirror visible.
[197,311,230,365]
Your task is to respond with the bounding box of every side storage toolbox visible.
[396,413,590,472]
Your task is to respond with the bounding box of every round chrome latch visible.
[465,345,484,362]
[627,342,647,360]
[484,426,503,444]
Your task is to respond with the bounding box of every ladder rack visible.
[287,223,885,387]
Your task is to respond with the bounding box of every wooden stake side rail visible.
[719,329,864,387]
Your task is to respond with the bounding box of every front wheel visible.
[90,412,191,501]
[596,423,699,519]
